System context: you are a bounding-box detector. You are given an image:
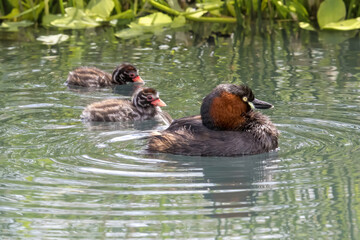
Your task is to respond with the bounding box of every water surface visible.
[0,26,360,239]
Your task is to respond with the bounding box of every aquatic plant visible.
[0,0,359,35]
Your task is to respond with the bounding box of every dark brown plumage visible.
[66,63,143,87]
[81,87,172,124]
[148,84,279,156]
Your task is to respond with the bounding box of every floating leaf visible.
[185,8,207,18]
[171,16,186,28]
[138,12,172,26]
[195,1,223,16]
[115,13,185,39]
[86,0,115,21]
[36,34,70,45]
[114,27,155,39]
[0,20,33,31]
[196,0,224,10]
[317,0,346,29]
[42,14,63,27]
[322,17,360,31]
[50,7,100,29]
[114,28,144,39]
[299,22,316,31]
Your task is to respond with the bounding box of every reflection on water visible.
[66,82,143,97]
[163,153,279,219]
[0,25,360,239]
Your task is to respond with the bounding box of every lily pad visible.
[196,0,223,10]
[317,0,346,29]
[36,34,70,45]
[114,28,146,39]
[0,20,34,31]
[185,8,208,18]
[322,17,360,31]
[85,0,115,21]
[42,14,63,28]
[299,22,316,31]
[114,26,156,40]
[196,0,223,16]
[171,16,186,28]
[50,7,100,29]
[115,13,186,39]
[138,12,172,26]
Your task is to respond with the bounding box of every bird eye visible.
[242,97,248,102]
[147,96,154,101]
[129,72,136,78]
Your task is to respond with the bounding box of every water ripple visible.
[1,27,360,239]
[79,167,203,178]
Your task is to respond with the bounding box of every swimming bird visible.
[81,87,172,124]
[148,84,278,156]
[66,63,143,87]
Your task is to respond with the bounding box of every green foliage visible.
[0,8,20,19]
[0,0,359,34]
[85,0,114,20]
[299,22,315,31]
[115,12,185,39]
[317,0,346,29]
[322,17,360,30]
[288,1,309,22]
[42,0,115,29]
[48,7,100,28]
[0,20,33,31]
[299,0,360,31]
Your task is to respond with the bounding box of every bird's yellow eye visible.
[242,97,248,102]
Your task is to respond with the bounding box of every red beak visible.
[132,75,144,83]
[151,98,167,107]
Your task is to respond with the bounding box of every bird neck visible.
[243,111,279,149]
[112,69,126,84]
[132,96,157,117]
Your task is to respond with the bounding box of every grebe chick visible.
[66,63,143,87]
[81,87,172,124]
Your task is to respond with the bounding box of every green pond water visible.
[0,26,360,239]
